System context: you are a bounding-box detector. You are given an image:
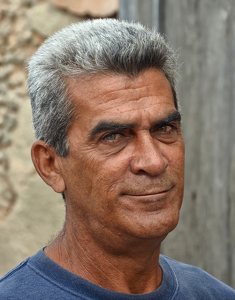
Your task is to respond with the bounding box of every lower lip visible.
[121,190,172,211]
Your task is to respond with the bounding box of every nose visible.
[130,133,168,176]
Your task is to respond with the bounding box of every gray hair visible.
[28,18,179,157]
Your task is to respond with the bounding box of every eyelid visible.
[101,131,125,141]
[152,121,179,132]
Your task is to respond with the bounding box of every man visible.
[0,19,234,299]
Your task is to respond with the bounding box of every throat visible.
[44,232,163,294]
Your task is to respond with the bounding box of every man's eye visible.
[103,133,123,142]
[157,125,175,133]
[105,133,118,140]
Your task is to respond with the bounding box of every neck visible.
[45,220,165,294]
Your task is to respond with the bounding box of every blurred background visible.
[0,0,234,289]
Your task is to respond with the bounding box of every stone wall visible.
[0,0,35,225]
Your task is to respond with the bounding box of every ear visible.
[31,140,66,193]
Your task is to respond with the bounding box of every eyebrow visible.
[155,111,181,127]
[88,111,181,141]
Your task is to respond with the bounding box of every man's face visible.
[59,69,184,243]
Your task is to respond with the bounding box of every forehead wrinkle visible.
[96,94,175,117]
[98,79,174,109]
[68,74,161,105]
[66,70,175,124]
[93,84,154,107]
[66,70,173,110]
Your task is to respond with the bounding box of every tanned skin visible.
[31,69,185,294]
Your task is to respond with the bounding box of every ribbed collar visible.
[27,248,178,300]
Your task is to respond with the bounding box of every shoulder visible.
[0,248,91,300]
[0,258,32,299]
[0,249,59,300]
[160,255,235,299]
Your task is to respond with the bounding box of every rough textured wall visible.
[0,0,86,276]
[51,0,119,17]
[0,0,36,226]
[160,0,235,289]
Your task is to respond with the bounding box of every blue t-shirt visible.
[0,248,235,299]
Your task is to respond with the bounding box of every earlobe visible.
[31,140,66,193]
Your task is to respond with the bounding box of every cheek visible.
[93,158,128,193]
[160,142,185,199]
[74,151,127,199]
[62,150,97,198]
[164,141,185,171]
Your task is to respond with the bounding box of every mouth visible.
[121,187,173,210]
[128,190,169,197]
[123,187,173,197]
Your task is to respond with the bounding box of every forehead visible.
[66,69,176,126]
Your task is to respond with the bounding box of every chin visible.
[124,213,180,241]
